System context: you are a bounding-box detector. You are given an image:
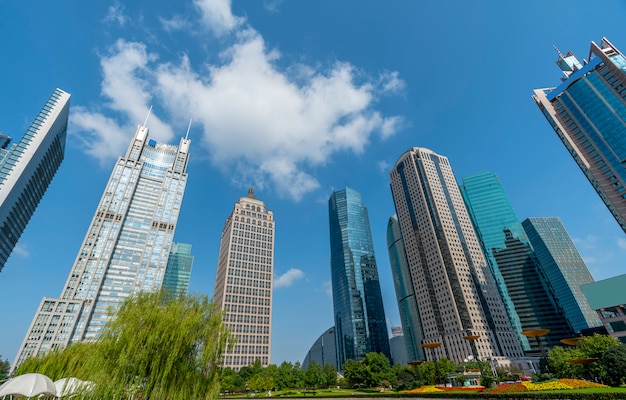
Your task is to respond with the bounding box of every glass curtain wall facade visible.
[162,242,194,298]
[522,217,601,333]
[302,326,337,370]
[0,88,70,272]
[386,215,424,362]
[329,187,391,371]
[213,188,274,370]
[13,124,190,369]
[461,172,574,353]
[389,148,524,363]
[533,37,626,233]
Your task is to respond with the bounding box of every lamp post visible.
[522,329,550,373]
[408,360,424,383]
[422,342,442,385]
[463,334,481,383]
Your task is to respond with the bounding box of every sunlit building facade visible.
[213,188,274,370]
[329,187,391,371]
[0,88,70,272]
[533,37,626,233]
[389,148,525,364]
[13,124,190,369]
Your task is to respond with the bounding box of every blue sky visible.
[2,0,626,366]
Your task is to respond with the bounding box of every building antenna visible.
[185,119,192,140]
[142,106,153,129]
[553,44,565,58]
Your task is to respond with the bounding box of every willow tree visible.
[18,292,231,400]
[89,291,231,400]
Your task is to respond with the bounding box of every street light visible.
[522,329,550,373]
[422,342,442,385]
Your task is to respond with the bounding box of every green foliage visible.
[0,355,10,382]
[360,352,394,387]
[342,359,366,387]
[546,334,623,384]
[602,344,626,386]
[15,292,231,400]
[321,363,338,388]
[304,361,324,388]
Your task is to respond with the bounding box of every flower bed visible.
[558,378,608,389]
[488,383,528,393]
[522,379,608,391]
[405,385,443,393]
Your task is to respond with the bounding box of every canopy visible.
[0,373,56,398]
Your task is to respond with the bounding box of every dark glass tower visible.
[0,88,70,272]
[461,172,574,354]
[522,217,601,333]
[386,215,424,362]
[533,37,626,233]
[329,187,391,370]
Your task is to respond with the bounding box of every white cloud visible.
[104,2,128,26]
[193,0,242,36]
[379,71,406,94]
[154,31,400,200]
[75,4,402,201]
[377,160,389,173]
[617,238,626,250]
[323,280,332,298]
[263,0,283,13]
[12,244,29,258]
[70,40,174,163]
[274,268,304,288]
[159,15,189,32]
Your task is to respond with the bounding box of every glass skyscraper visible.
[329,187,390,370]
[389,148,524,364]
[522,217,601,333]
[386,215,424,362]
[533,37,626,233]
[13,124,191,369]
[162,242,194,298]
[0,88,70,272]
[461,172,574,353]
[213,188,274,370]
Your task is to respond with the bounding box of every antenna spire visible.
[142,106,153,128]
[185,119,192,140]
[553,44,565,58]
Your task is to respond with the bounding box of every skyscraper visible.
[0,88,70,272]
[329,187,391,370]
[213,188,274,370]
[389,148,524,364]
[522,217,601,333]
[461,172,573,353]
[13,124,190,368]
[533,37,626,233]
[302,326,337,370]
[162,242,194,298]
[386,215,424,362]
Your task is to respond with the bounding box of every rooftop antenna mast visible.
[185,119,192,140]
[142,106,153,129]
[553,44,565,59]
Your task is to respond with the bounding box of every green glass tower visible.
[162,242,194,298]
[461,172,574,353]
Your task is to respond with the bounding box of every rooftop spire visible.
[142,106,153,129]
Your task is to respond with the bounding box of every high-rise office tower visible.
[13,124,190,368]
[389,326,410,366]
[461,172,574,353]
[533,37,626,233]
[0,89,70,272]
[389,148,525,363]
[302,326,337,370]
[162,242,194,298]
[213,188,274,370]
[329,187,391,370]
[522,217,601,333]
[386,215,424,362]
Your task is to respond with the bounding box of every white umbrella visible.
[0,373,56,398]
[54,378,85,398]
